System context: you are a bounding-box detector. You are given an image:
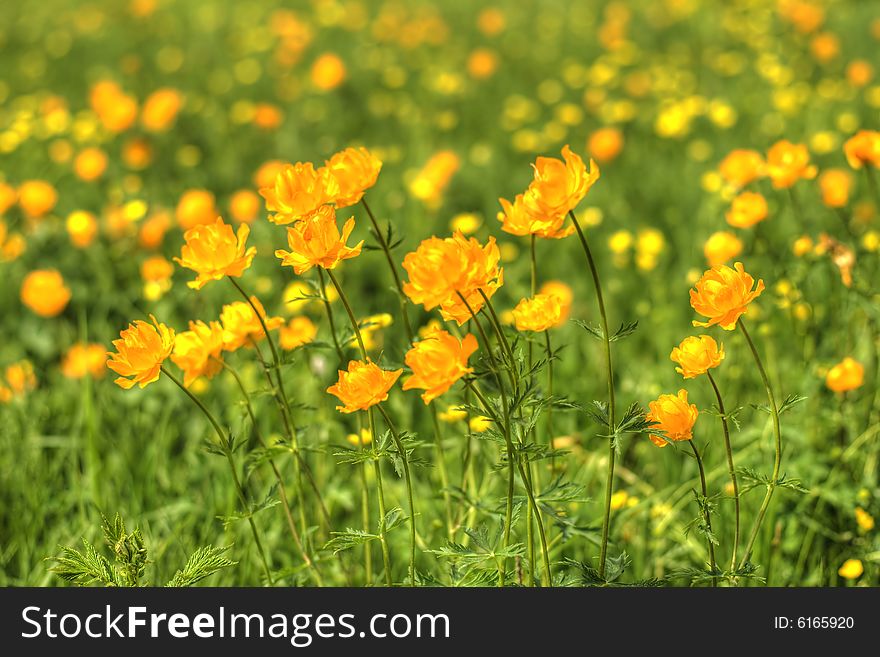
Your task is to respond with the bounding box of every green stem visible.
[569,210,616,578]
[689,440,718,587]
[706,369,740,573]
[316,268,346,364]
[544,330,555,470]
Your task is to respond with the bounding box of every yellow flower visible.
[539,281,573,325]
[469,415,493,432]
[229,189,260,224]
[141,88,183,132]
[635,228,665,270]
[0,182,16,214]
[73,147,108,181]
[438,405,467,423]
[726,191,768,228]
[220,297,284,351]
[704,231,743,267]
[403,329,478,404]
[176,189,218,230]
[66,211,99,248]
[90,80,137,133]
[325,147,382,208]
[608,230,633,254]
[409,151,460,207]
[347,428,373,446]
[61,343,107,379]
[260,161,338,225]
[825,357,864,392]
[279,316,317,350]
[311,52,347,91]
[718,149,764,188]
[326,360,402,413]
[497,194,574,239]
[17,180,57,219]
[167,321,223,387]
[587,127,624,163]
[21,269,71,318]
[843,130,880,169]
[450,212,481,235]
[174,216,256,290]
[4,360,36,396]
[765,140,817,189]
[818,169,853,208]
[356,313,393,351]
[670,335,725,379]
[523,145,599,219]
[855,507,875,532]
[402,232,503,325]
[792,235,814,257]
[610,490,629,511]
[107,315,175,389]
[646,389,699,447]
[690,262,765,330]
[512,294,562,332]
[275,205,363,274]
[838,558,863,580]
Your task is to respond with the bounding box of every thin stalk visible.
[689,440,718,587]
[706,370,740,572]
[160,366,274,585]
[569,210,616,578]
[544,330,555,470]
[316,268,346,364]
[430,408,455,540]
[737,318,783,570]
[356,423,373,584]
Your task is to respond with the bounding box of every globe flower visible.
[512,294,563,332]
[765,140,817,188]
[138,210,172,249]
[4,360,36,397]
[690,262,765,330]
[61,343,108,379]
[174,216,257,290]
[89,80,137,133]
[670,335,725,379]
[825,357,864,392]
[497,194,574,239]
[539,280,573,325]
[171,320,225,387]
[220,297,284,351]
[838,559,863,580]
[21,269,71,317]
[73,147,108,181]
[176,189,218,230]
[325,147,382,208]
[703,231,743,267]
[523,145,599,219]
[347,428,373,446]
[409,151,460,207]
[17,180,57,219]
[275,205,363,274]
[402,232,504,325]
[718,149,765,188]
[587,127,624,163]
[843,130,880,169]
[260,161,338,225]
[725,191,768,228]
[855,507,875,532]
[229,190,260,223]
[107,315,175,389]
[326,360,403,413]
[279,316,318,350]
[253,103,283,130]
[818,169,853,208]
[0,182,16,214]
[122,137,153,169]
[646,389,699,447]
[141,88,183,132]
[66,211,99,248]
[403,329,478,404]
[311,53,347,91]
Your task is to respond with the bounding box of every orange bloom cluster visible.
[765,140,817,189]
[646,389,699,448]
[690,262,764,330]
[90,80,138,133]
[844,130,880,169]
[61,343,107,379]
[327,360,402,413]
[403,329,478,404]
[170,320,225,387]
[825,357,864,392]
[512,294,563,332]
[175,216,257,289]
[275,206,363,274]
[107,315,175,389]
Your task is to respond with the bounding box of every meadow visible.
[0,0,878,587]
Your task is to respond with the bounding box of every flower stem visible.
[569,210,616,578]
[706,369,740,572]
[689,440,718,587]
[160,366,275,585]
[544,329,555,470]
[316,268,346,364]
[737,318,783,570]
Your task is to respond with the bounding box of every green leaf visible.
[165,546,236,587]
[323,529,379,554]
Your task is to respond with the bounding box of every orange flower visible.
[311,53,347,90]
[253,103,283,130]
[539,281,573,325]
[107,315,175,389]
[0,220,26,262]
[523,145,599,219]
[229,190,260,223]
[718,149,765,188]
[765,140,817,188]
[279,316,317,350]
[141,88,183,132]
[467,48,499,79]
[61,343,107,379]
[17,180,57,218]
[138,210,172,249]
[670,335,725,379]
[325,147,382,208]
[140,255,174,282]
[254,159,286,189]
[326,359,402,413]
[176,189,218,230]
[73,147,108,181]
[825,357,864,392]
[0,182,16,214]
[690,262,765,330]
[497,194,574,239]
[220,297,284,351]
[66,211,99,248]
[5,360,37,397]
[260,161,338,225]
[403,329,478,404]
[646,389,699,447]
[123,137,153,169]
[587,127,624,163]
[402,232,504,325]
[21,269,71,317]
[512,294,562,332]
[171,320,225,387]
[90,80,138,133]
[703,231,743,267]
[275,205,363,274]
[174,216,256,290]
[846,60,873,87]
[726,191,768,228]
[818,169,853,208]
[843,130,880,169]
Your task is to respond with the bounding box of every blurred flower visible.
[254,159,286,189]
[21,269,70,317]
[863,231,880,252]
[66,211,99,248]
[810,32,839,63]
[646,389,698,447]
[469,415,493,432]
[279,316,317,350]
[403,328,478,403]
[523,145,599,219]
[512,294,562,332]
[467,48,499,79]
[176,189,218,230]
[539,281,572,325]
[229,190,260,223]
[690,262,764,330]
[122,138,153,169]
[138,210,172,249]
[260,161,338,225]
[704,230,743,266]
[402,232,503,325]
[311,53,347,90]
[326,359,402,413]
[855,507,875,532]
[838,558,863,580]
[719,149,765,189]
[825,356,864,392]
[356,313,393,351]
[670,335,725,379]
[450,212,481,234]
[477,7,506,36]
[17,180,57,219]
[818,169,853,208]
[792,235,814,256]
[73,147,108,181]
[252,103,283,130]
[497,194,573,239]
[347,428,372,446]
[140,255,173,282]
[0,182,16,214]
[275,206,363,274]
[90,80,138,133]
[107,315,175,389]
[438,405,467,423]
[587,127,624,163]
[409,151,460,207]
[141,88,183,132]
[220,297,283,351]
[610,490,631,511]
[726,191,768,228]
[4,360,36,399]
[778,0,824,34]
[817,233,855,287]
[765,140,817,188]
[843,130,880,169]
[325,147,382,208]
[171,320,224,387]
[635,228,665,271]
[846,60,873,87]
[0,220,25,261]
[175,216,256,290]
[608,229,633,255]
[61,343,107,379]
